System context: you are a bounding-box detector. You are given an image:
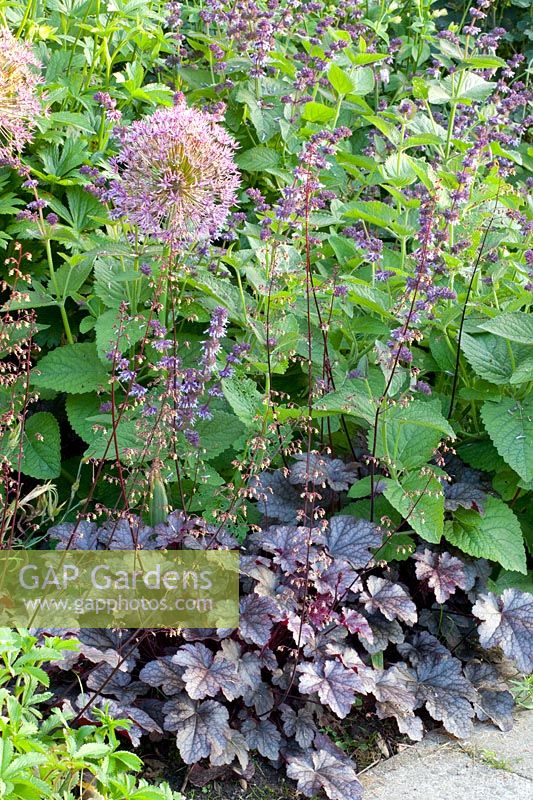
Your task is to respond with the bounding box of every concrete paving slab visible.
[360,711,533,800]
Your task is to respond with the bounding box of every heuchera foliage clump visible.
[46,452,533,799]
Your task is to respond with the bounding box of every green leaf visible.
[313,384,375,424]
[373,399,455,470]
[462,55,507,70]
[95,310,146,363]
[445,496,526,573]
[236,146,281,173]
[302,101,336,123]
[66,393,104,442]
[32,343,109,394]
[52,259,93,299]
[222,376,264,426]
[20,412,61,479]
[511,357,533,385]
[478,312,533,344]
[460,333,512,385]
[384,474,444,544]
[328,63,354,95]
[194,410,246,458]
[349,66,374,95]
[481,397,533,483]
[457,438,507,473]
[374,532,416,562]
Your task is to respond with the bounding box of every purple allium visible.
[0,28,42,163]
[106,102,240,243]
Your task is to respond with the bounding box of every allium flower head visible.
[0,28,42,163]
[107,102,240,243]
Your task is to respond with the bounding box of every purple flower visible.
[0,28,42,162]
[106,102,240,243]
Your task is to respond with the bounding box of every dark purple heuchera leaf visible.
[464,661,514,732]
[401,639,477,738]
[173,643,240,701]
[49,521,100,550]
[324,515,382,568]
[86,664,144,704]
[250,470,303,523]
[397,631,450,666]
[163,695,231,764]
[444,482,486,513]
[286,734,363,800]
[289,453,358,491]
[297,659,364,718]
[473,589,533,673]
[413,549,469,603]
[77,629,138,671]
[373,665,423,741]
[239,594,280,646]
[138,656,185,695]
[241,717,282,761]
[98,518,155,549]
[361,577,417,625]
[358,613,404,655]
[340,609,374,642]
[257,525,318,572]
[280,703,317,749]
[153,510,190,548]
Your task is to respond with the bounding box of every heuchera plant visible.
[46,451,533,798]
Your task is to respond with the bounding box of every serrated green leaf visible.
[384,474,444,544]
[20,412,61,479]
[222,377,264,426]
[373,399,455,470]
[481,397,533,483]
[445,496,526,573]
[32,343,109,394]
[460,333,513,385]
[236,146,281,172]
[478,312,533,344]
[195,410,246,458]
[95,309,146,363]
[66,393,105,442]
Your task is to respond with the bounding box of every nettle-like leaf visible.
[286,734,363,800]
[361,576,417,625]
[163,696,231,764]
[289,453,358,491]
[173,643,240,701]
[402,636,477,738]
[413,549,468,603]
[445,495,527,574]
[250,469,303,523]
[297,659,364,718]
[444,482,486,513]
[481,397,533,484]
[324,515,382,567]
[138,657,185,695]
[464,661,514,732]
[241,717,282,761]
[239,594,280,646]
[473,589,533,673]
